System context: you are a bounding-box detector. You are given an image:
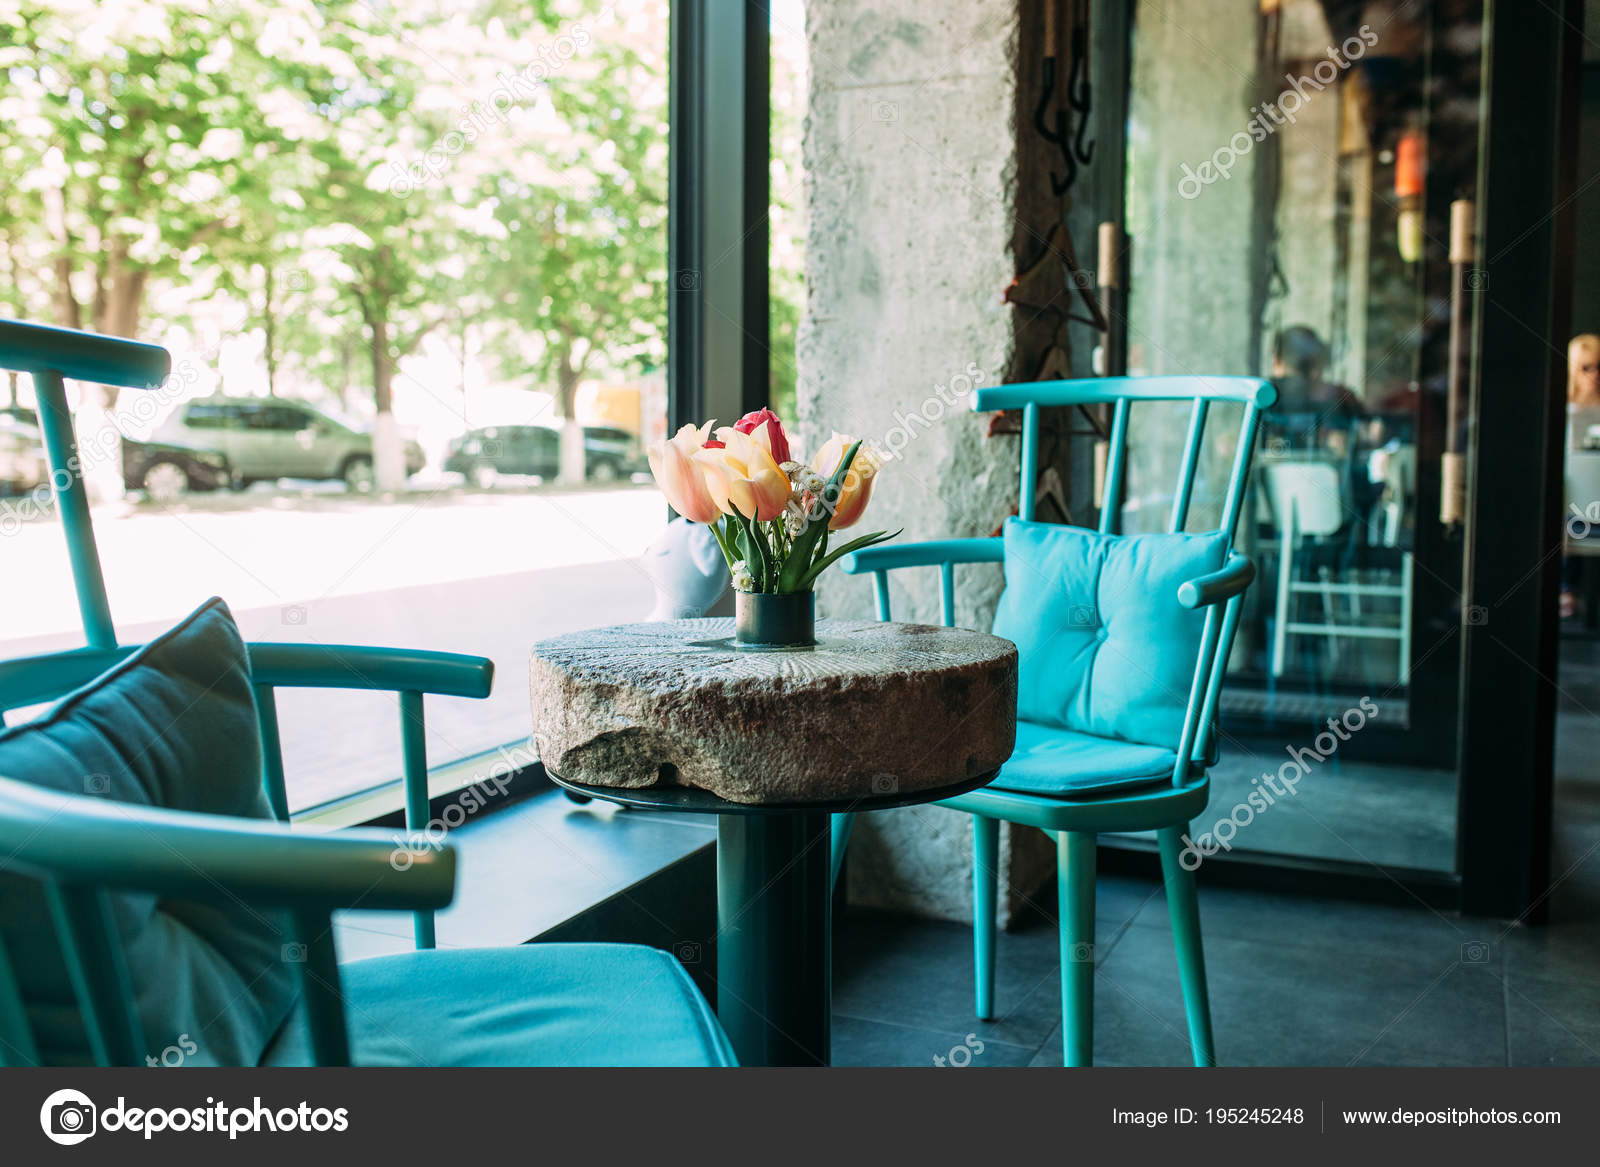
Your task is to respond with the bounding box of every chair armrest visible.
[246,644,494,699]
[0,774,455,912]
[1176,553,1256,609]
[841,538,1005,574]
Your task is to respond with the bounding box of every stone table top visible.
[530,618,1018,805]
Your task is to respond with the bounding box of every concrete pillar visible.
[801,1,1055,924]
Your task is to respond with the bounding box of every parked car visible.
[155,397,423,491]
[443,424,645,486]
[0,407,45,495]
[122,437,233,504]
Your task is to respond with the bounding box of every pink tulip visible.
[732,408,792,465]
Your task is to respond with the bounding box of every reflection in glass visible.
[1121,0,1485,871]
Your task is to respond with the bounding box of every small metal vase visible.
[734,590,816,647]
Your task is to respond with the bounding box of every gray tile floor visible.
[831,638,1600,1067]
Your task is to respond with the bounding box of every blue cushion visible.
[990,720,1178,797]
[990,519,1227,750]
[0,598,297,1066]
[261,945,736,1067]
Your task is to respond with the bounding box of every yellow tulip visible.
[810,432,882,530]
[647,421,722,525]
[693,426,793,522]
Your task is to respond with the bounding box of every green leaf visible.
[736,510,768,593]
[797,528,901,591]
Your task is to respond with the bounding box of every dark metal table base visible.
[547,769,999,1066]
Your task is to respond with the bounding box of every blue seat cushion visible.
[990,719,1178,797]
[0,598,298,1066]
[991,519,1227,750]
[261,945,736,1067]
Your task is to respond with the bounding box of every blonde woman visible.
[1570,334,1600,406]
[1564,334,1600,618]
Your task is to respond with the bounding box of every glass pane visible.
[0,0,670,812]
[770,0,808,423]
[1122,0,1485,871]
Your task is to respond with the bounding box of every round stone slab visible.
[530,619,1018,805]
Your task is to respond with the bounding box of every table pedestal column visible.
[715,811,832,1066]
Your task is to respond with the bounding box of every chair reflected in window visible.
[1265,459,1413,684]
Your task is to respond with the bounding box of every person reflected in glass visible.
[1268,325,1365,457]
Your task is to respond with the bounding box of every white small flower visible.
[801,472,827,496]
[784,509,806,537]
[730,560,756,591]
[781,460,806,481]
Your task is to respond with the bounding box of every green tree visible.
[474,0,669,481]
[0,0,308,352]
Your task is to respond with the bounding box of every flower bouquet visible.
[647,408,897,645]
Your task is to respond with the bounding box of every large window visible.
[0,0,673,811]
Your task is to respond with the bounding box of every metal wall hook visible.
[1033,55,1078,196]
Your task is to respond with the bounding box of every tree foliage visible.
[0,0,803,470]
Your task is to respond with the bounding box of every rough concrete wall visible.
[800,1,1053,924]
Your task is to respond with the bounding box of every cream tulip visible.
[647,421,721,524]
[809,432,882,530]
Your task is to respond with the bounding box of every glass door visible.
[1118,0,1488,873]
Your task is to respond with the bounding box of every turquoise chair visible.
[836,375,1274,1067]
[0,319,734,1067]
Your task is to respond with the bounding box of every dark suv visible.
[443,425,643,486]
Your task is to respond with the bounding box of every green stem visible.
[707,517,738,571]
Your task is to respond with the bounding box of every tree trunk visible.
[363,300,408,492]
[555,339,586,485]
[43,182,79,329]
[263,266,279,396]
[338,333,355,411]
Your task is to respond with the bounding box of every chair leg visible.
[971,814,999,1021]
[1158,825,1216,1067]
[1272,509,1294,677]
[1058,830,1096,1067]
[828,812,855,897]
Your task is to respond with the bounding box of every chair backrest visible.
[0,319,170,651]
[0,320,484,1064]
[978,376,1275,777]
[974,376,1275,541]
[1264,460,1343,538]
